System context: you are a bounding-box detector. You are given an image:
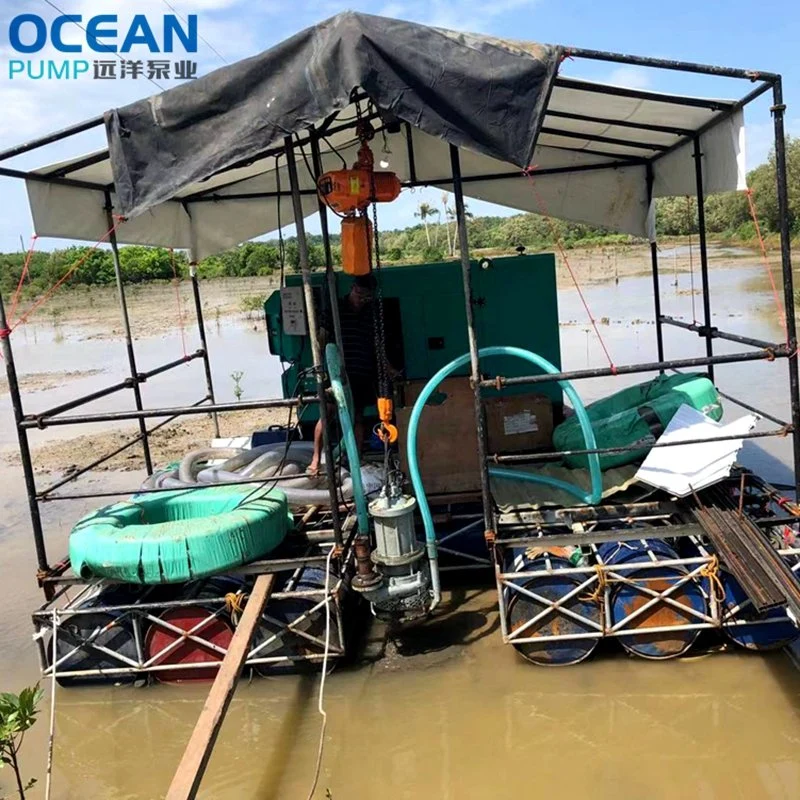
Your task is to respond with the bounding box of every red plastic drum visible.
[145,607,233,684]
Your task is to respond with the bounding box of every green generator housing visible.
[265,254,562,419]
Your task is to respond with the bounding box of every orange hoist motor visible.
[317,139,401,276]
[318,168,401,215]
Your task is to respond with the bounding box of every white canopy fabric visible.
[25,77,746,259]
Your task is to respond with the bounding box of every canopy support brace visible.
[285,136,343,547]
[692,137,714,382]
[450,144,494,538]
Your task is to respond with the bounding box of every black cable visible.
[322,135,348,169]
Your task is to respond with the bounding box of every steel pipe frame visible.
[494,552,720,646]
[188,264,220,438]
[489,426,791,464]
[308,132,346,367]
[284,135,343,547]
[105,190,154,472]
[36,396,211,499]
[22,349,205,425]
[646,164,665,367]
[659,315,785,352]
[0,48,794,595]
[32,559,347,680]
[692,136,716,381]
[480,347,788,390]
[0,291,48,572]
[771,77,800,497]
[18,394,317,428]
[37,469,341,503]
[450,144,494,538]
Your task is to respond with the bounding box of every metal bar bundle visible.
[691,485,800,615]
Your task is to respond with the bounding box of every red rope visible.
[522,166,617,373]
[9,217,125,331]
[745,188,788,343]
[169,248,188,358]
[8,234,38,324]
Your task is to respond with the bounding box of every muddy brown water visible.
[1,256,799,798]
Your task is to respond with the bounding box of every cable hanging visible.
[522,166,617,374]
[2,216,126,337]
[745,187,788,344]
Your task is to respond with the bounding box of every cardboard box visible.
[396,377,552,495]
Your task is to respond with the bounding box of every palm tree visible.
[441,193,452,256]
[446,203,473,256]
[415,202,437,247]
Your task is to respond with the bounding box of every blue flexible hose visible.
[406,347,602,588]
[325,344,370,534]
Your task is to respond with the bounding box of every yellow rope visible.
[699,555,726,604]
[581,564,608,605]
[225,591,248,619]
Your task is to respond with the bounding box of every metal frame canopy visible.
[2,11,759,260]
[0,10,798,585]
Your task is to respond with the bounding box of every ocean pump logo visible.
[6,13,199,81]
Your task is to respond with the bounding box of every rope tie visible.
[522,165,617,374]
[225,590,247,620]
[581,563,608,605]
[699,554,726,604]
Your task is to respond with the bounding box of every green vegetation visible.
[2,138,798,302]
[0,685,42,800]
[231,371,245,401]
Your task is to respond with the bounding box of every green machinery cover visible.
[553,372,723,470]
[69,485,292,584]
[265,255,562,415]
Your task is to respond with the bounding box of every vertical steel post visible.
[189,263,220,437]
[449,144,494,536]
[693,136,715,382]
[771,78,800,496]
[0,291,48,572]
[104,195,153,474]
[646,164,665,369]
[285,136,343,545]
[309,134,345,365]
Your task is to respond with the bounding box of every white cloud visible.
[604,66,651,90]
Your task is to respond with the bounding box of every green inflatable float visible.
[553,372,722,470]
[69,484,292,584]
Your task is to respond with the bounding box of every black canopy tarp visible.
[105,11,561,217]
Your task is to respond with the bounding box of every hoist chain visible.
[371,195,390,398]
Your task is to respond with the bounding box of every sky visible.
[0,0,798,252]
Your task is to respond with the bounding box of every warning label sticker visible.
[503,411,538,436]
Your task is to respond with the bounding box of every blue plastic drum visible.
[720,570,799,650]
[597,539,707,660]
[504,547,601,666]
